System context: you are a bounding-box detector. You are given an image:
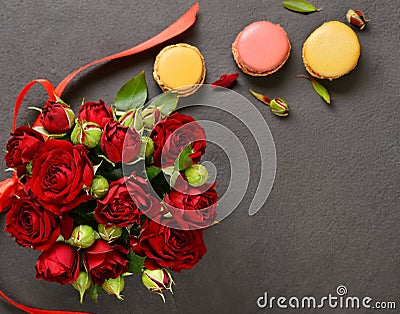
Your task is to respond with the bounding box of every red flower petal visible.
[211,73,239,88]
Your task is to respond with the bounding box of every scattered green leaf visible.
[282,0,320,13]
[115,71,147,112]
[296,74,331,104]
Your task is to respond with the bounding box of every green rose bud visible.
[119,109,136,128]
[72,272,92,303]
[71,121,102,148]
[142,136,155,158]
[142,268,174,302]
[91,175,109,199]
[346,9,369,30]
[141,108,161,131]
[98,224,122,242]
[184,164,209,187]
[71,225,96,248]
[269,98,289,117]
[102,276,125,300]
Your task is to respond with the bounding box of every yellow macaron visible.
[302,21,360,80]
[153,43,206,97]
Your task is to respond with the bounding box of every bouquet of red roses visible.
[1,71,218,303]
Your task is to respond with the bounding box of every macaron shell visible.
[153,44,206,96]
[232,21,291,76]
[303,21,360,80]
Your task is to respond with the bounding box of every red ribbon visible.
[0,291,91,314]
[0,3,199,313]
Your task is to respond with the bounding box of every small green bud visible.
[71,225,96,248]
[71,121,102,148]
[269,98,289,117]
[98,224,122,242]
[91,175,109,199]
[142,268,174,303]
[185,164,209,187]
[102,276,125,300]
[119,109,136,128]
[72,272,92,303]
[141,108,161,130]
[142,136,155,158]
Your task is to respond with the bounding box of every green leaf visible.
[128,250,146,274]
[297,74,330,104]
[146,166,162,181]
[115,71,147,112]
[54,92,70,106]
[174,144,193,171]
[148,92,179,116]
[282,0,320,13]
[88,284,103,304]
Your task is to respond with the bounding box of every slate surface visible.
[0,1,399,313]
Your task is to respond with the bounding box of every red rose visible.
[164,183,218,229]
[78,100,113,128]
[150,112,206,167]
[27,139,93,214]
[41,101,74,134]
[84,240,129,285]
[35,242,80,284]
[4,126,44,176]
[130,219,207,272]
[95,173,161,228]
[100,121,141,163]
[4,190,60,250]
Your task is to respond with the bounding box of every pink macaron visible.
[232,21,291,76]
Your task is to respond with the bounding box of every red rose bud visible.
[102,276,125,300]
[184,164,209,187]
[346,9,369,30]
[41,101,75,134]
[27,139,94,214]
[84,240,129,285]
[5,126,44,177]
[211,72,239,88]
[72,272,92,304]
[71,225,96,248]
[5,189,60,250]
[150,112,206,168]
[141,108,162,131]
[142,268,174,302]
[91,175,109,199]
[71,121,102,148]
[101,121,141,163]
[78,100,114,129]
[36,242,80,284]
[269,98,289,117]
[98,224,122,243]
[131,220,207,272]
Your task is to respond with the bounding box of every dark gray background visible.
[0,1,399,313]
